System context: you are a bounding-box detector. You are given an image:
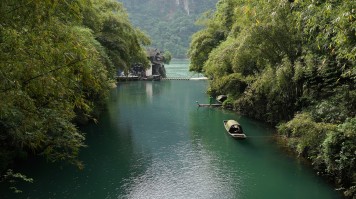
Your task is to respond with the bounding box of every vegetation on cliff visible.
[119,0,219,58]
[0,0,149,190]
[188,0,355,197]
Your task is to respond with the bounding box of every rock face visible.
[175,0,190,15]
[146,48,166,78]
[121,0,215,16]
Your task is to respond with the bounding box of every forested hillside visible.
[188,0,355,198]
[119,0,218,58]
[0,0,149,191]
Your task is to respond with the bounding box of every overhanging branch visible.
[1,57,88,93]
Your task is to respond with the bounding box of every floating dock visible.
[117,76,161,81]
[117,77,208,81]
[162,77,190,80]
[162,77,208,80]
[117,76,140,81]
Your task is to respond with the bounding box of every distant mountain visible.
[119,0,218,58]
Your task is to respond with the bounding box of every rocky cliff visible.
[176,0,190,15]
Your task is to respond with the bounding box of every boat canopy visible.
[226,120,244,134]
[226,120,239,128]
[224,119,245,138]
[216,95,227,102]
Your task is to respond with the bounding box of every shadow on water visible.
[1,102,151,199]
[188,101,342,199]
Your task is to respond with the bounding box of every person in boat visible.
[231,124,243,134]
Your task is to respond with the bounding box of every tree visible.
[0,0,150,191]
[188,0,355,196]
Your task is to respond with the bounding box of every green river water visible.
[2,60,342,199]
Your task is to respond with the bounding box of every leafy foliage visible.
[163,51,172,64]
[0,0,149,191]
[83,0,150,70]
[320,118,356,197]
[188,0,355,197]
[278,113,336,158]
[1,169,33,193]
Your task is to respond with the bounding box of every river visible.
[2,60,342,199]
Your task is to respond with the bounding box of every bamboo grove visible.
[188,0,355,197]
[0,0,149,191]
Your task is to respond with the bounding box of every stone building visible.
[145,48,166,78]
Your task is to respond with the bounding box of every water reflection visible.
[112,81,172,106]
[115,80,241,199]
[145,82,153,102]
[121,141,240,199]
[188,105,341,199]
[1,78,342,199]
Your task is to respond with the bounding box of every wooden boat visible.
[196,101,222,107]
[216,95,227,103]
[223,120,246,139]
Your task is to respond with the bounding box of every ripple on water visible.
[120,141,244,199]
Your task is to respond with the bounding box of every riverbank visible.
[217,101,354,198]
[0,61,343,199]
[174,58,353,198]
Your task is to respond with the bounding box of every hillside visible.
[119,0,218,58]
[188,0,356,197]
